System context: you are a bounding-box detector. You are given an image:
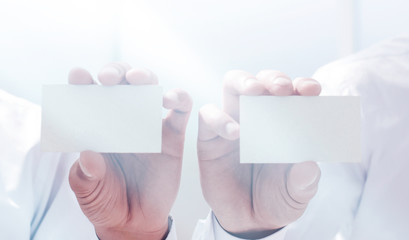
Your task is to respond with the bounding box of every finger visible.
[256,70,293,96]
[286,161,321,204]
[68,67,95,85]
[126,68,158,85]
[97,62,131,86]
[161,89,192,157]
[69,151,106,197]
[223,70,265,121]
[198,104,240,141]
[293,78,321,96]
[163,89,192,133]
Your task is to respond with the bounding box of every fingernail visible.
[298,165,320,190]
[68,68,93,85]
[225,122,239,136]
[273,77,291,86]
[79,159,93,178]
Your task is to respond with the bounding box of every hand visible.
[68,63,192,240]
[197,70,322,238]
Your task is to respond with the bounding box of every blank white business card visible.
[41,85,163,153]
[240,96,361,163]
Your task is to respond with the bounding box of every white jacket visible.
[1,33,408,240]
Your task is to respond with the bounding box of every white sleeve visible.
[193,212,287,240]
[0,90,98,239]
[0,90,41,239]
[284,35,409,240]
[26,147,98,240]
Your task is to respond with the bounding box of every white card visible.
[240,96,361,163]
[41,85,163,153]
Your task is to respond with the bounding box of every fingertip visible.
[199,104,240,140]
[267,77,294,96]
[163,89,192,113]
[294,78,322,96]
[291,161,321,188]
[176,90,193,112]
[224,122,240,140]
[78,151,106,180]
[68,151,106,197]
[199,104,232,141]
[198,104,210,118]
[78,159,93,178]
[287,161,321,203]
[163,91,179,108]
[126,68,158,85]
[68,67,94,85]
[98,67,122,86]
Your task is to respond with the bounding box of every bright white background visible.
[0,0,408,239]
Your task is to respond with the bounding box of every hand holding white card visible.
[65,65,193,239]
[41,84,162,153]
[240,96,361,163]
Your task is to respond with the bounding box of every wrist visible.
[96,217,171,240]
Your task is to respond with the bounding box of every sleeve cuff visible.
[211,212,287,240]
[165,216,177,240]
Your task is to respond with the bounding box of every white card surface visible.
[240,96,361,163]
[41,85,163,153]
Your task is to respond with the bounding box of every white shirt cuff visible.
[212,212,287,240]
[165,216,177,240]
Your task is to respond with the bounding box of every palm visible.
[199,138,299,231]
[79,152,181,232]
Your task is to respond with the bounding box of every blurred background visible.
[1,0,408,238]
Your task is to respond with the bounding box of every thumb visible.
[286,161,321,204]
[69,151,106,197]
